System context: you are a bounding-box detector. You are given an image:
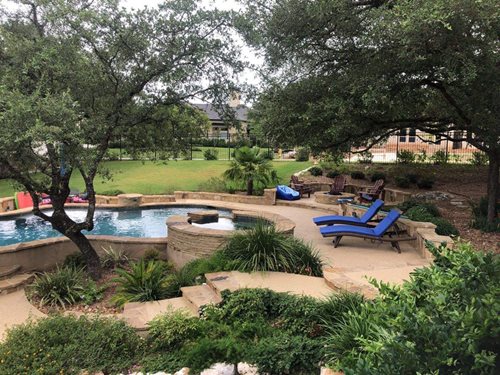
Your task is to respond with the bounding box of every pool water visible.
[0,206,231,247]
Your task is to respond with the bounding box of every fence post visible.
[396,131,399,164]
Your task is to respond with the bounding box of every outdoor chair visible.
[328,175,347,195]
[313,199,384,227]
[319,209,415,253]
[358,179,385,203]
[290,175,313,198]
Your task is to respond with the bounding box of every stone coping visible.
[314,191,356,205]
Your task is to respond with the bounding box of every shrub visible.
[405,206,435,222]
[430,150,448,165]
[142,248,161,262]
[175,251,231,287]
[470,151,488,166]
[416,176,435,189]
[370,172,386,182]
[100,189,125,196]
[63,252,86,270]
[262,149,274,160]
[350,171,365,179]
[405,206,458,236]
[203,148,218,160]
[395,175,410,188]
[101,246,129,269]
[415,149,427,163]
[326,170,340,179]
[431,217,459,236]
[295,148,310,161]
[222,221,324,276]
[396,150,415,164]
[357,151,373,164]
[404,172,420,184]
[470,197,500,233]
[29,266,87,308]
[326,242,500,374]
[319,153,344,169]
[309,166,323,176]
[398,199,441,217]
[112,259,178,306]
[0,315,142,374]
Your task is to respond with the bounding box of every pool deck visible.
[0,198,432,340]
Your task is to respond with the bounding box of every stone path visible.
[0,290,45,341]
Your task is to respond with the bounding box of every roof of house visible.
[192,103,248,122]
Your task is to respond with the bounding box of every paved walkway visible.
[0,290,45,341]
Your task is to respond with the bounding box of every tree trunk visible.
[232,363,240,375]
[66,231,102,280]
[486,151,499,223]
[246,178,253,195]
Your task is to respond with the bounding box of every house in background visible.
[192,93,249,141]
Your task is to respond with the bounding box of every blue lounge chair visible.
[313,199,384,227]
[319,209,414,253]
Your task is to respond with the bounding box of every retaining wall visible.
[174,188,276,205]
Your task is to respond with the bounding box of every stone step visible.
[180,284,222,313]
[122,297,198,331]
[0,264,21,280]
[205,271,240,297]
[0,273,35,295]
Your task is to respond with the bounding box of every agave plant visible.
[223,146,278,195]
[30,266,87,308]
[111,259,178,307]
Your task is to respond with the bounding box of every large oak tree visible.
[239,0,500,222]
[0,0,242,278]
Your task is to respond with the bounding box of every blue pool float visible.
[276,185,300,200]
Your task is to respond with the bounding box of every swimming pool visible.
[0,206,233,247]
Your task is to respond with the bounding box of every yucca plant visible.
[223,221,324,276]
[112,259,178,307]
[30,266,87,308]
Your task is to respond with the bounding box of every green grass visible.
[107,147,275,160]
[0,160,310,197]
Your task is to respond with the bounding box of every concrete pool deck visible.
[0,198,433,340]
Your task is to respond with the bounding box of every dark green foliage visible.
[396,150,416,164]
[295,147,310,161]
[63,252,87,270]
[404,172,420,184]
[431,217,460,236]
[430,150,448,165]
[175,251,232,286]
[405,206,435,222]
[370,172,386,182]
[398,199,441,217]
[142,248,161,262]
[203,148,218,160]
[326,170,340,179]
[222,221,324,276]
[470,197,500,233]
[29,266,87,308]
[416,176,435,189]
[350,171,365,180]
[470,151,489,166]
[394,175,410,188]
[112,259,178,306]
[405,205,458,236]
[0,315,142,375]
[357,151,373,164]
[326,242,500,374]
[309,166,323,176]
[100,189,125,196]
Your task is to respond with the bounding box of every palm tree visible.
[223,146,278,195]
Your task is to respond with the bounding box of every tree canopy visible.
[239,0,500,221]
[0,0,242,277]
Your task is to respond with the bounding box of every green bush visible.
[430,150,448,165]
[222,221,324,276]
[309,166,323,176]
[396,150,415,164]
[175,251,231,287]
[326,170,340,179]
[142,248,161,262]
[404,172,420,184]
[470,151,489,166]
[405,205,457,236]
[100,189,125,196]
[370,171,386,182]
[394,175,410,188]
[203,148,218,160]
[350,171,365,179]
[295,148,310,161]
[0,315,142,374]
[63,252,86,270]
[470,196,500,233]
[416,176,435,189]
[431,217,460,236]
[357,151,373,164]
[326,242,500,374]
[29,266,87,308]
[398,199,441,217]
[112,259,178,306]
[405,206,435,222]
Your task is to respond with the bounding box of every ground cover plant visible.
[399,199,459,236]
[325,242,500,374]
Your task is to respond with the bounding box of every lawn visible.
[0,160,310,197]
